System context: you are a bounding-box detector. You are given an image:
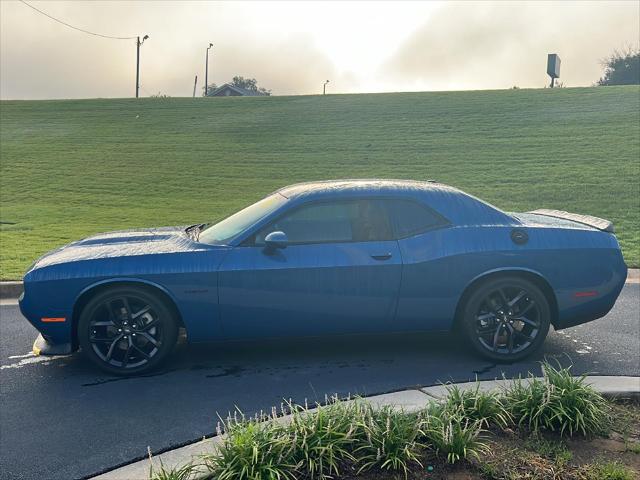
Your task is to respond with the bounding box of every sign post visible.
[547,54,561,88]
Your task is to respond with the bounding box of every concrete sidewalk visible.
[92,375,640,480]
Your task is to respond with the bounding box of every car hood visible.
[29,226,208,271]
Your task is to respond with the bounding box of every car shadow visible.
[63,330,574,390]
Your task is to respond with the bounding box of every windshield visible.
[198,193,287,245]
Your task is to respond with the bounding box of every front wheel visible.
[78,286,178,375]
[461,277,551,362]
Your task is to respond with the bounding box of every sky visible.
[1,0,638,99]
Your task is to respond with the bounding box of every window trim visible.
[239,196,451,247]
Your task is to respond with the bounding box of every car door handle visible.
[370,253,392,261]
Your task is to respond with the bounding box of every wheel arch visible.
[71,278,185,350]
[453,268,559,330]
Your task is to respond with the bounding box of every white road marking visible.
[2,352,67,369]
[8,352,36,359]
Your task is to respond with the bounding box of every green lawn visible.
[1,86,638,280]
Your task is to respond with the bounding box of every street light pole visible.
[205,43,213,97]
[135,35,149,98]
[323,79,330,95]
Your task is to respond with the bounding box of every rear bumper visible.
[554,301,620,329]
[554,261,627,330]
[33,333,73,355]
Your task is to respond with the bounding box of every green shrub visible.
[193,366,615,478]
[148,447,197,480]
[203,411,297,480]
[419,403,488,464]
[287,396,358,479]
[504,376,548,432]
[444,384,512,429]
[505,362,610,436]
[354,405,424,476]
[148,461,196,480]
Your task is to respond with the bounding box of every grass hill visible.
[1,86,638,279]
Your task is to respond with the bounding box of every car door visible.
[217,198,402,339]
[384,198,454,331]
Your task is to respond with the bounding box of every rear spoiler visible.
[528,209,614,233]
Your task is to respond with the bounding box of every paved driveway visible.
[0,284,638,480]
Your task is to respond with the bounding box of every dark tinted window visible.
[254,199,393,245]
[351,200,393,242]
[385,200,446,238]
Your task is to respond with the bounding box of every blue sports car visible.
[20,180,627,374]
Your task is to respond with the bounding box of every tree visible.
[203,83,218,96]
[597,47,640,86]
[230,76,271,96]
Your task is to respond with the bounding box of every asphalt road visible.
[1,284,638,480]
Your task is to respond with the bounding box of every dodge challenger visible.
[19,180,627,374]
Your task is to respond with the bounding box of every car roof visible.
[277,179,460,199]
[276,179,514,226]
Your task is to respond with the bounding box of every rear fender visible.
[454,267,559,329]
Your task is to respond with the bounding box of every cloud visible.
[1,1,638,99]
[0,1,340,99]
[197,33,339,96]
[382,1,640,91]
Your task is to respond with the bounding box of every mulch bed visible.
[339,400,640,480]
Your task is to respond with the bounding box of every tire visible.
[461,276,551,362]
[78,286,179,375]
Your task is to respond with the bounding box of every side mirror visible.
[264,231,288,252]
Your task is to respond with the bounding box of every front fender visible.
[73,276,182,313]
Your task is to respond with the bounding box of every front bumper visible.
[20,280,75,349]
[32,333,73,356]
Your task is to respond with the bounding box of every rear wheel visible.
[461,277,550,362]
[78,286,178,375]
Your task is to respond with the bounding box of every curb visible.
[0,281,23,300]
[2,269,639,300]
[91,375,640,480]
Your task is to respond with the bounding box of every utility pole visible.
[136,35,149,98]
[205,43,213,96]
[193,75,198,98]
[323,79,330,95]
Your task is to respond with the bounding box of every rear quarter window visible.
[385,199,448,238]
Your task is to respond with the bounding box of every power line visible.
[18,0,136,40]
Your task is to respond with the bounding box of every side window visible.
[256,202,355,245]
[254,199,394,245]
[351,199,393,242]
[385,200,447,238]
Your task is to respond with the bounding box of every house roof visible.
[210,83,267,96]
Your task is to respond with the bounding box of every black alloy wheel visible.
[462,277,551,362]
[78,286,178,375]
